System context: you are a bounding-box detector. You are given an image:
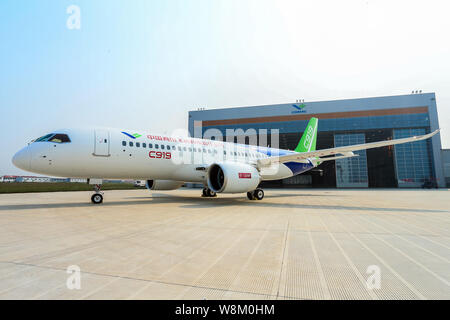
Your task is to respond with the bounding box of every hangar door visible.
[334,133,368,188]
[94,129,110,156]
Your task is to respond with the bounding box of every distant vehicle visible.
[134,180,145,187]
[12,118,439,204]
[422,178,438,189]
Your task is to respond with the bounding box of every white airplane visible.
[12,118,439,204]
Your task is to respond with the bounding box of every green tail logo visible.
[295,117,318,153]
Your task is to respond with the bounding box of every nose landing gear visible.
[91,184,104,204]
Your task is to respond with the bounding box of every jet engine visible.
[207,162,260,193]
[145,180,184,191]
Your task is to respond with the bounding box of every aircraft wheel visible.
[91,193,103,204]
[247,191,255,200]
[207,189,217,197]
[202,188,208,197]
[254,188,264,200]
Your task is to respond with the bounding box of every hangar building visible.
[188,93,445,188]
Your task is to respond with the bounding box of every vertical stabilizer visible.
[294,117,318,153]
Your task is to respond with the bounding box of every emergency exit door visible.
[94,130,110,156]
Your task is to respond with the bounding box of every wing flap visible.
[258,129,439,167]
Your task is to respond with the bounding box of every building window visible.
[394,128,432,187]
[334,133,368,188]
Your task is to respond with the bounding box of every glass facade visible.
[394,128,432,187]
[334,134,369,188]
[202,113,430,136]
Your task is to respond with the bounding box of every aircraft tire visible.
[91,193,103,204]
[254,189,264,200]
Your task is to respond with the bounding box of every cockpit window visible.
[34,134,54,142]
[48,134,71,143]
[34,133,71,143]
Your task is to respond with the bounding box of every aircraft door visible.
[94,129,110,156]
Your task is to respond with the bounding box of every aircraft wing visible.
[257,129,440,167]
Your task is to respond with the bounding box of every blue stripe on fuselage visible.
[255,147,314,175]
[283,161,314,175]
[256,146,294,157]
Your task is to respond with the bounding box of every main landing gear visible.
[247,188,264,200]
[202,187,217,197]
[91,184,104,204]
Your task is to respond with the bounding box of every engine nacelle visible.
[146,180,184,191]
[207,162,260,193]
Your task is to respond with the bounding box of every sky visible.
[1,0,449,175]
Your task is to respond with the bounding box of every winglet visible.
[413,129,440,140]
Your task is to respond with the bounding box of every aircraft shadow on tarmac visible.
[0,192,446,213]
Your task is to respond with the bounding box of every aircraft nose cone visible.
[12,148,31,171]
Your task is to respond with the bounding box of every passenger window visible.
[161,145,165,150]
[122,141,126,146]
[183,147,187,151]
[129,142,133,147]
[143,143,146,148]
[149,143,153,148]
[167,145,170,150]
[188,147,192,152]
[178,146,181,151]
[208,149,211,153]
[155,144,159,149]
[136,142,140,147]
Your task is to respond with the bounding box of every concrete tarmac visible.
[0,188,449,300]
